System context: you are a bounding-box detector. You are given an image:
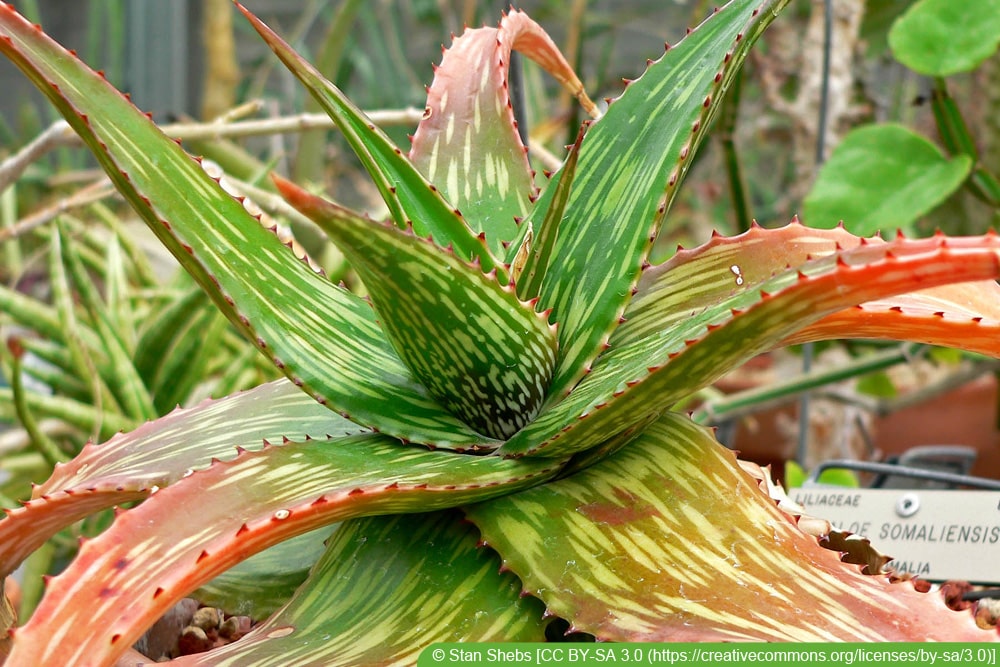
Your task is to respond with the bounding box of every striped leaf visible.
[0,379,361,581]
[499,233,1000,457]
[409,10,596,256]
[7,440,562,666]
[514,124,587,301]
[278,178,557,440]
[0,6,486,448]
[613,220,867,348]
[237,5,505,277]
[619,221,1000,356]
[534,0,791,400]
[470,412,992,640]
[182,512,547,667]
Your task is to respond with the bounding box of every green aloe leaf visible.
[471,412,992,640]
[514,124,587,301]
[889,0,1000,76]
[7,440,562,666]
[183,511,547,666]
[803,124,972,235]
[500,233,1000,458]
[237,5,506,278]
[409,9,595,256]
[0,5,486,448]
[278,177,557,440]
[534,0,791,400]
[0,379,363,580]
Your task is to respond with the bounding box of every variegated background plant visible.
[1,0,999,665]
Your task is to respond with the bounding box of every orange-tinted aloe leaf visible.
[614,219,867,347]
[785,281,1000,354]
[0,380,360,582]
[501,233,1000,458]
[471,412,995,640]
[620,221,1000,357]
[6,440,563,667]
[410,10,596,255]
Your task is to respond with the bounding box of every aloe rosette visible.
[1,1,999,664]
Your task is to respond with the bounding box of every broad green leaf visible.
[8,439,562,666]
[0,5,486,448]
[855,371,899,399]
[0,379,362,580]
[785,460,860,488]
[278,178,557,440]
[534,0,791,400]
[889,0,1000,76]
[184,512,547,666]
[803,124,972,235]
[237,4,506,278]
[500,233,1000,458]
[410,10,596,255]
[193,527,333,621]
[471,412,992,640]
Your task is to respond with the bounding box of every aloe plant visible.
[1,1,1000,664]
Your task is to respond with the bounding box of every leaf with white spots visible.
[180,511,547,667]
[0,379,362,581]
[237,5,505,277]
[6,438,564,666]
[409,9,596,256]
[278,178,557,440]
[500,233,1000,458]
[471,412,993,640]
[0,4,488,449]
[534,0,792,400]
